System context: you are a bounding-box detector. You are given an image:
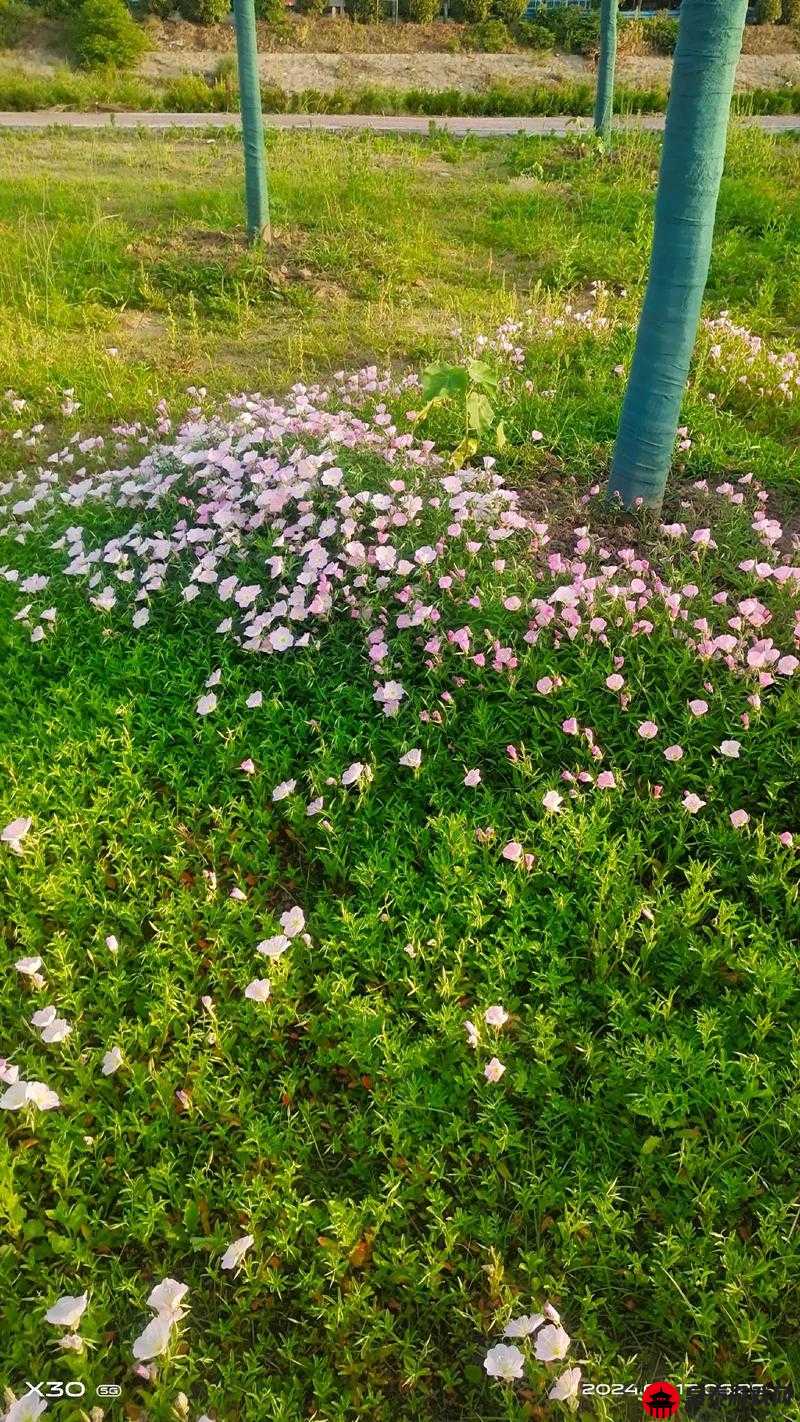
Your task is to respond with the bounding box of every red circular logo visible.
[642,1381,681,1418]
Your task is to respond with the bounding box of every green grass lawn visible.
[1,126,800,1422]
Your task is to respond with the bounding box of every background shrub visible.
[0,0,25,47]
[68,0,149,68]
[459,0,491,21]
[646,15,678,52]
[782,0,800,20]
[755,0,782,19]
[254,0,287,16]
[175,0,231,20]
[348,0,384,20]
[516,18,552,48]
[491,0,525,23]
[527,5,599,54]
[464,16,510,47]
[400,0,439,21]
[34,0,76,13]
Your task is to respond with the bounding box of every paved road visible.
[1,110,799,136]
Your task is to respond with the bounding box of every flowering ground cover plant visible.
[1,312,799,1421]
[2,124,800,1422]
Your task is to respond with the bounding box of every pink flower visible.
[663,745,684,762]
[718,740,741,758]
[502,841,523,863]
[464,768,481,788]
[595,771,616,790]
[689,699,709,717]
[399,748,422,769]
[548,1367,582,1405]
[543,790,563,813]
[484,1005,508,1028]
[638,721,658,740]
[561,718,579,736]
[503,596,522,612]
[534,1324,571,1362]
[778,831,794,847]
[605,673,624,692]
[682,792,705,814]
[730,809,749,830]
[484,1057,505,1083]
[465,1020,479,1048]
[483,1343,524,1380]
[244,979,271,1002]
[536,676,554,695]
[239,759,255,774]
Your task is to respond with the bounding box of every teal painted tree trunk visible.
[594,0,617,140]
[233,0,271,243]
[607,0,748,510]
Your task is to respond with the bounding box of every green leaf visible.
[465,390,495,438]
[495,419,507,451]
[421,363,469,403]
[450,436,478,468]
[466,357,500,391]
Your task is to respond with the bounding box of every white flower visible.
[5,1391,48,1422]
[484,1057,506,1083]
[534,1323,571,1362]
[25,1081,60,1110]
[2,816,32,852]
[341,761,364,787]
[398,748,422,769]
[465,1020,479,1049]
[269,625,293,652]
[504,1312,544,1338]
[1,1079,59,1111]
[41,1017,71,1044]
[31,1006,57,1028]
[220,1234,254,1270]
[483,1343,525,1381]
[246,691,263,708]
[45,1292,88,1328]
[272,779,296,802]
[484,1005,508,1028]
[57,1333,84,1352]
[196,693,217,716]
[548,1366,582,1407]
[146,1278,188,1317]
[719,739,741,758]
[257,934,289,960]
[543,790,563,813]
[132,1311,174,1361]
[102,1046,123,1076]
[15,956,42,976]
[279,906,305,938]
[244,979,271,1002]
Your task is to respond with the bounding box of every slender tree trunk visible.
[607,0,748,510]
[594,0,617,141]
[233,0,271,243]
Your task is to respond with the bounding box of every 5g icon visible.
[97,1384,122,1398]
